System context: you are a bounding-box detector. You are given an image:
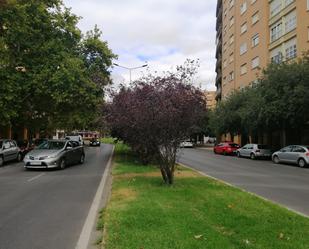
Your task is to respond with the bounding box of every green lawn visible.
[98,141,309,249]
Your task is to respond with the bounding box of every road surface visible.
[178,148,309,216]
[0,144,113,249]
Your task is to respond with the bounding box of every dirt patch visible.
[115,169,201,179]
[112,188,137,202]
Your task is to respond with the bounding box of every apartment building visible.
[216,0,309,100]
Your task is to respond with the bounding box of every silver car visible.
[272,145,309,168]
[24,139,85,169]
[236,144,272,159]
[0,139,22,166]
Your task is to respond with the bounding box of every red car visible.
[214,142,240,155]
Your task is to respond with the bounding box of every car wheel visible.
[17,153,22,162]
[250,153,256,160]
[79,154,85,164]
[0,156,3,166]
[58,158,66,170]
[237,151,241,158]
[273,156,280,164]
[298,158,307,168]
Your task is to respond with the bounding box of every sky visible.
[63,0,217,90]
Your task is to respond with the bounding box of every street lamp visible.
[113,63,148,83]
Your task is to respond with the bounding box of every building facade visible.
[205,91,217,110]
[216,0,309,100]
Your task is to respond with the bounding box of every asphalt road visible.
[177,148,309,216]
[0,143,113,249]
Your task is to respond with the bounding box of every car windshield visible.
[229,143,239,147]
[258,145,269,149]
[38,141,65,150]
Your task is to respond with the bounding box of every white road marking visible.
[27,173,45,182]
[75,145,114,249]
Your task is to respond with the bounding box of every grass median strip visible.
[98,141,309,249]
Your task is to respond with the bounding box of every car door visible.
[242,144,251,157]
[2,140,12,161]
[64,141,75,164]
[290,146,306,164]
[9,140,19,160]
[278,146,293,162]
[240,145,248,157]
[71,141,81,163]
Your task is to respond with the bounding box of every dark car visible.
[17,140,34,158]
[214,142,240,155]
[0,139,22,166]
[24,139,85,169]
[89,138,101,147]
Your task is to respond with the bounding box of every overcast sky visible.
[63,0,217,90]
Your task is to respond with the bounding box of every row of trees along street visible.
[209,53,309,149]
[0,0,116,135]
[106,60,207,184]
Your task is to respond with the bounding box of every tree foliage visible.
[106,61,207,184]
[0,0,116,132]
[210,54,309,142]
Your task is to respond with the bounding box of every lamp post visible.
[113,63,148,83]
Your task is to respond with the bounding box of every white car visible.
[180,141,194,148]
[65,135,84,145]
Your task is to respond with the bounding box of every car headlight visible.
[24,155,30,159]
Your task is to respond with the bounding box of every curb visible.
[75,145,115,249]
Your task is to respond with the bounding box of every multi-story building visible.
[216,0,309,100]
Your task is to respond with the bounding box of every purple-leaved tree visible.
[106,60,207,184]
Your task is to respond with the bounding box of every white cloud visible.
[64,0,217,90]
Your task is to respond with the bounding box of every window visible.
[240,42,247,55]
[271,52,283,63]
[240,64,247,75]
[251,0,257,4]
[224,9,227,18]
[270,47,283,63]
[270,0,282,17]
[285,11,296,33]
[252,12,259,25]
[270,22,282,42]
[223,60,227,68]
[240,2,247,14]
[251,56,260,69]
[286,44,297,59]
[285,38,297,60]
[252,33,259,47]
[241,22,247,34]
[228,71,234,81]
[229,0,235,8]
[230,16,234,27]
[285,0,294,7]
[223,42,227,52]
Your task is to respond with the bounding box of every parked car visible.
[236,144,272,159]
[272,145,309,168]
[24,139,85,169]
[89,138,101,147]
[17,140,34,158]
[180,141,194,148]
[0,139,22,166]
[213,142,240,155]
[65,135,84,145]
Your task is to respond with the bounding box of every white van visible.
[65,135,84,145]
